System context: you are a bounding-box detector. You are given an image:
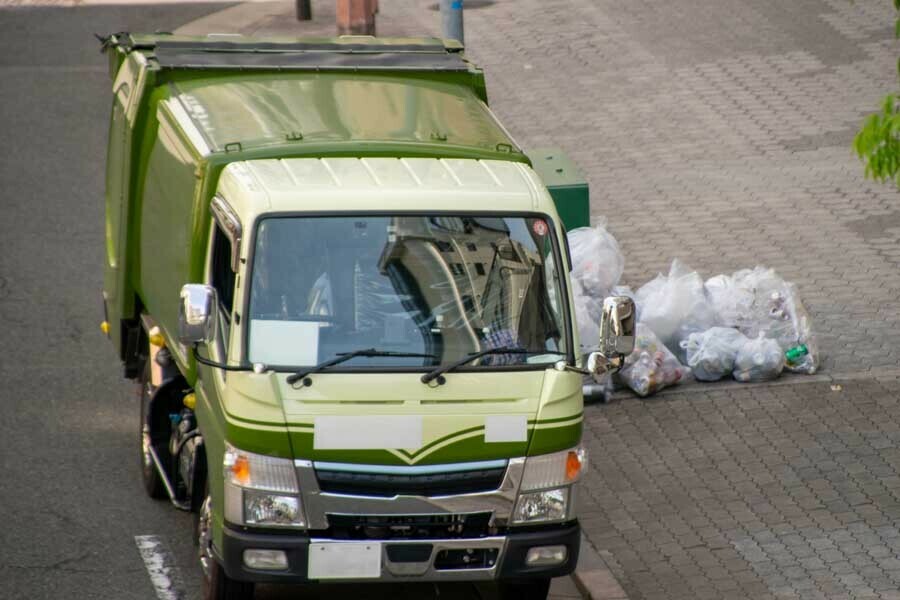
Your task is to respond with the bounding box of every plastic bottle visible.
[785,344,809,364]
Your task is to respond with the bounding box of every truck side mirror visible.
[178,284,218,345]
[586,296,636,379]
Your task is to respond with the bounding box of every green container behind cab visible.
[530,148,590,231]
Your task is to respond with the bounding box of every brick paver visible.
[177,1,900,597]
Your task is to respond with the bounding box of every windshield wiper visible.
[287,348,435,386]
[420,347,565,385]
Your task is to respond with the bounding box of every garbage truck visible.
[99,33,635,600]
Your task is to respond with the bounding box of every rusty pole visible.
[336,0,376,35]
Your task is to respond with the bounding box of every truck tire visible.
[498,578,551,600]
[139,361,166,499]
[198,486,255,600]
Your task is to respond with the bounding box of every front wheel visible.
[498,578,551,600]
[198,490,255,600]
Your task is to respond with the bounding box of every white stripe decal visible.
[531,416,583,430]
[135,535,183,600]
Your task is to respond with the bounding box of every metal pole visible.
[296,0,312,20]
[440,0,464,45]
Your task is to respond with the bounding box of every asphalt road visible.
[0,6,578,600]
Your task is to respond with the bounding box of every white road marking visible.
[135,535,184,600]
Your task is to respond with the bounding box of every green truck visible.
[100,33,635,600]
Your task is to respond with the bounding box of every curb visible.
[572,534,629,600]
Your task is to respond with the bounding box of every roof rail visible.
[101,33,472,72]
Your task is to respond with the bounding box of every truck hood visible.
[226,368,583,466]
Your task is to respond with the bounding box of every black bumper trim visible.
[218,527,311,583]
[498,522,580,580]
[217,521,580,584]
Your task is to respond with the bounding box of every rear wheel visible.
[198,486,255,600]
[498,578,551,600]
[139,360,166,499]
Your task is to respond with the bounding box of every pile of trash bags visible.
[568,224,819,398]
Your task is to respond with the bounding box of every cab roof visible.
[217,158,556,217]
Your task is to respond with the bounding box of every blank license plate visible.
[308,542,382,580]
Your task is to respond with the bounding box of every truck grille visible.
[325,512,493,540]
[315,466,507,498]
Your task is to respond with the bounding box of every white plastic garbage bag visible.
[733,334,785,382]
[635,259,718,360]
[567,222,624,298]
[619,324,690,397]
[680,327,747,382]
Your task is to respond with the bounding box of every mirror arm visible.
[559,363,590,376]
[192,345,253,372]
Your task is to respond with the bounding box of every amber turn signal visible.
[565,450,583,481]
[231,454,251,486]
[148,325,166,348]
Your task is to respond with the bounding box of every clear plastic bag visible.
[567,221,624,297]
[727,268,819,374]
[704,274,754,330]
[732,333,785,382]
[635,259,718,360]
[680,327,747,382]
[620,324,690,397]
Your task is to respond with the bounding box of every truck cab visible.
[100,34,634,600]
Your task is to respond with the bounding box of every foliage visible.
[854,94,900,184]
[853,0,900,185]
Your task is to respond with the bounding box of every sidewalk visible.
[174,2,900,599]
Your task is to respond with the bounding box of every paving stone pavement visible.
[578,377,900,599]
[180,1,900,598]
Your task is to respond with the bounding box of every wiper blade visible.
[420,347,564,385]
[287,348,435,386]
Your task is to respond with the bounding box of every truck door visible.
[201,199,241,378]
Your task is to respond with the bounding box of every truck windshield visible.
[246,215,569,369]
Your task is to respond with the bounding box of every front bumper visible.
[217,521,580,584]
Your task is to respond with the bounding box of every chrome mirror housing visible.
[599,296,635,357]
[178,284,217,345]
[586,296,636,380]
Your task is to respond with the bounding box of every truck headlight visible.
[243,491,304,527]
[513,487,569,523]
[223,443,305,528]
[511,446,586,524]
